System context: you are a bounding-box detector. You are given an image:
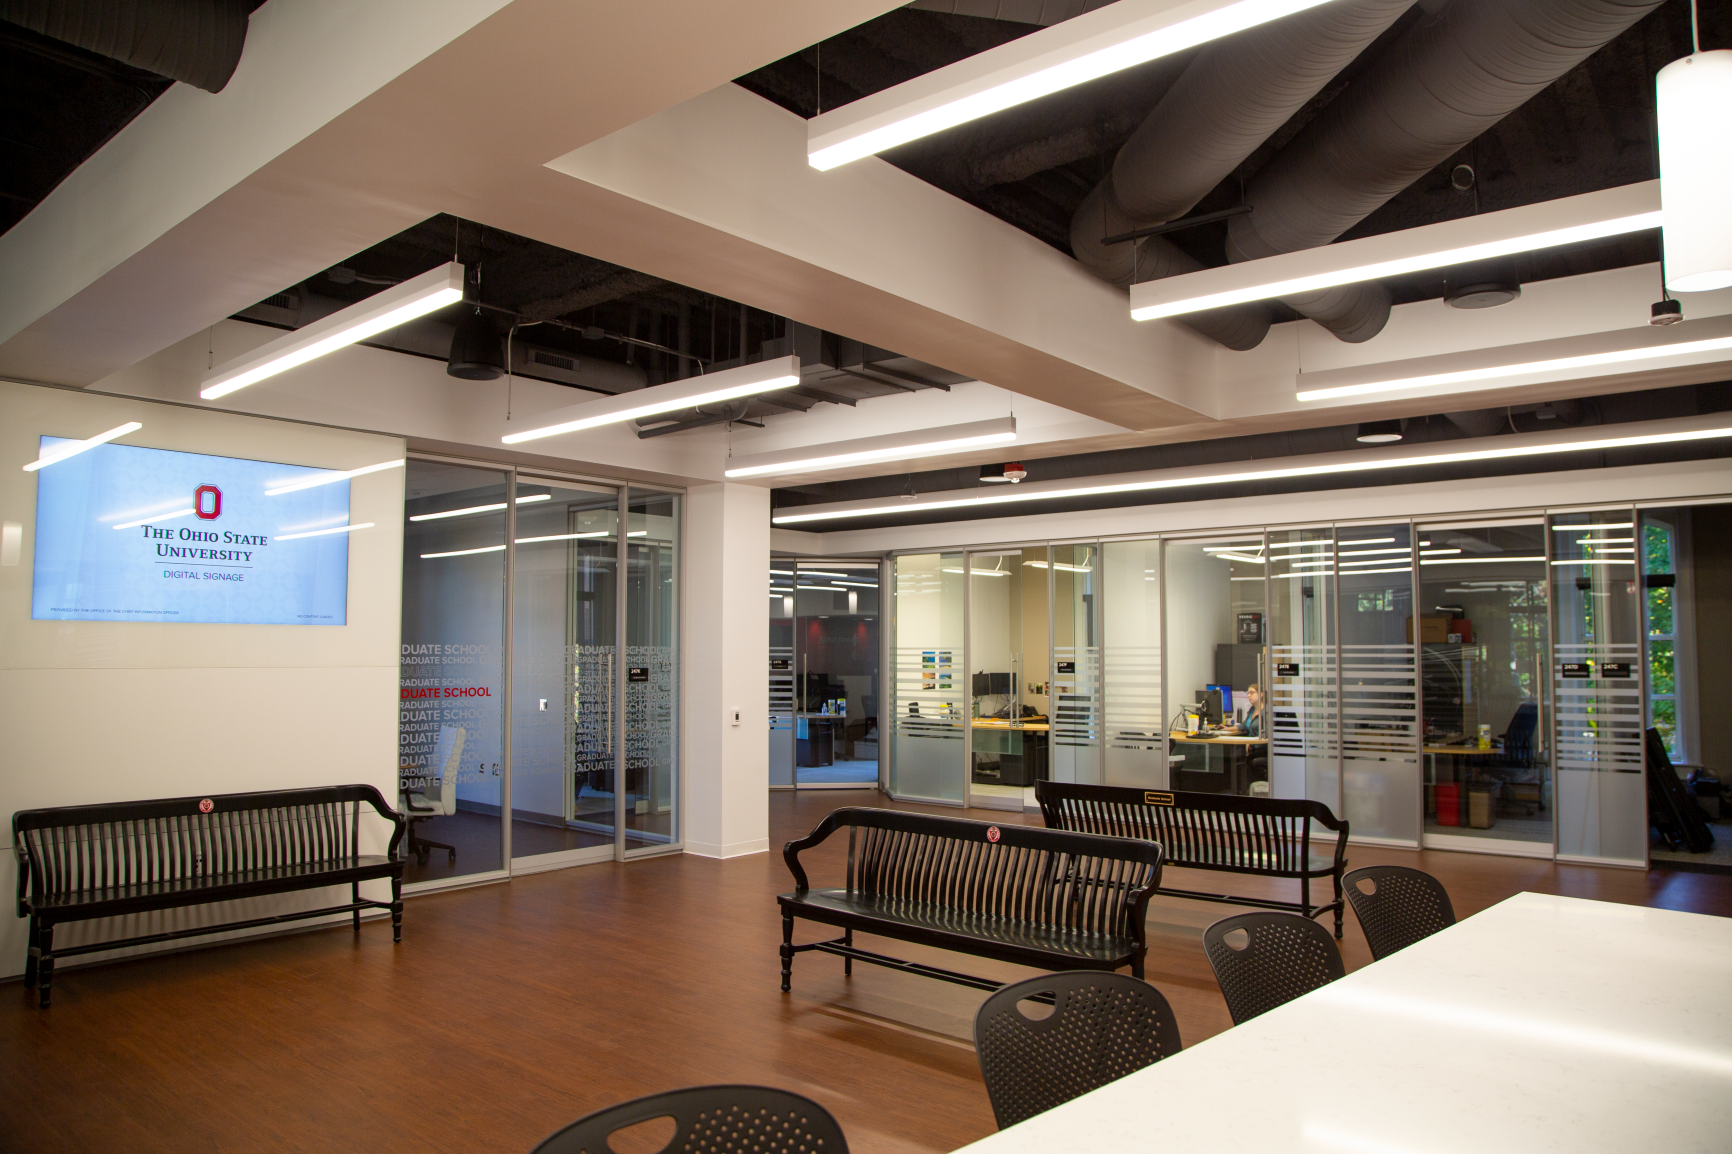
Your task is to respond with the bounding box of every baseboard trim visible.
[684,838,769,859]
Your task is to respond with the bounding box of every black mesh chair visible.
[973,971,1182,1130]
[529,1086,848,1154]
[1342,865,1456,961]
[1202,912,1344,1026]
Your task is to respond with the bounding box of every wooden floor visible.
[6,788,1731,1154]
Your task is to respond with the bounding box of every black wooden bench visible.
[13,785,405,1007]
[778,807,1164,994]
[1037,781,1350,938]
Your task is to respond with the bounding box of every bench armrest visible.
[354,786,408,864]
[782,810,853,891]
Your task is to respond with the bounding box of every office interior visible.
[3,2,1732,1152]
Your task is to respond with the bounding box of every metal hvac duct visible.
[1068,0,1412,351]
[0,0,251,92]
[1227,0,1667,344]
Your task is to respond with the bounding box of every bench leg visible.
[352,882,362,933]
[391,876,403,944]
[1332,871,1345,940]
[36,924,54,1009]
[23,916,40,989]
[780,914,794,992]
[844,929,853,977]
[1132,950,1145,981]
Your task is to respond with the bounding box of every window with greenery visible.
[1644,521,1678,757]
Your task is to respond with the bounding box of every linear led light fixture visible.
[502,356,800,444]
[265,459,404,497]
[276,522,375,541]
[410,494,552,522]
[723,417,1017,478]
[806,0,1335,171]
[1296,314,1732,403]
[1131,182,1662,321]
[771,414,1732,525]
[23,422,142,471]
[202,263,464,399]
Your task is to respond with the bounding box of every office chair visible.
[529,1086,848,1154]
[403,725,464,866]
[1203,912,1344,1026]
[974,972,1182,1130]
[1342,866,1456,961]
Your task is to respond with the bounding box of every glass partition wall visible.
[400,458,683,887]
[768,559,881,788]
[883,505,1688,863]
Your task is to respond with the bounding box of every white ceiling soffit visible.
[545,82,1217,432]
[1130,182,1664,321]
[0,2,903,388]
[770,411,1732,526]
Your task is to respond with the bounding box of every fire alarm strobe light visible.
[1002,463,1027,483]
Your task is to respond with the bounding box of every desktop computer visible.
[1196,688,1224,727]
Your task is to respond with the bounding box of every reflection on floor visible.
[402,809,614,884]
[14,787,1732,1154]
[797,759,878,784]
[969,782,1035,808]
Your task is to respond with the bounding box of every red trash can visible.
[1435,782,1461,826]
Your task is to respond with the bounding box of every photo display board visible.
[31,437,354,625]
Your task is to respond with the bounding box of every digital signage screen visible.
[31,437,357,625]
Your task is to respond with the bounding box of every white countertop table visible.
[953,892,1732,1154]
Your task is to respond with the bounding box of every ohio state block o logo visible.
[195,485,222,520]
[198,798,214,814]
[986,826,1001,844]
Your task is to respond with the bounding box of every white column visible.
[682,482,770,857]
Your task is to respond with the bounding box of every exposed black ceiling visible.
[736,1,1727,316]
[769,379,1732,532]
[0,2,264,236]
[230,213,968,439]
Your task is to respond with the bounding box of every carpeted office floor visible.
[5,788,1729,1154]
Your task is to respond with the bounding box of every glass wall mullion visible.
[613,484,628,862]
[502,472,517,869]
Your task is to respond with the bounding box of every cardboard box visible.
[1468,786,1499,829]
[1406,615,1473,644]
[1406,615,1451,644]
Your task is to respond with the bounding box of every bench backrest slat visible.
[1037,781,1343,878]
[14,786,398,906]
[815,809,1160,941]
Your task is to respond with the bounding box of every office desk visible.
[971,719,1049,787]
[1168,732,1268,794]
[950,892,1732,1154]
[1424,744,1497,826]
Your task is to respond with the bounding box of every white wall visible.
[0,382,404,979]
[683,483,771,857]
[1164,544,1232,716]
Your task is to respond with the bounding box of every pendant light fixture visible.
[1656,4,1732,292]
[447,304,504,380]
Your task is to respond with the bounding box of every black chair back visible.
[1342,865,1456,960]
[1202,912,1344,1025]
[973,971,1181,1129]
[530,1086,847,1154]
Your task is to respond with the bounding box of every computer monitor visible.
[1196,688,1224,726]
[972,671,1012,696]
[1205,683,1234,715]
